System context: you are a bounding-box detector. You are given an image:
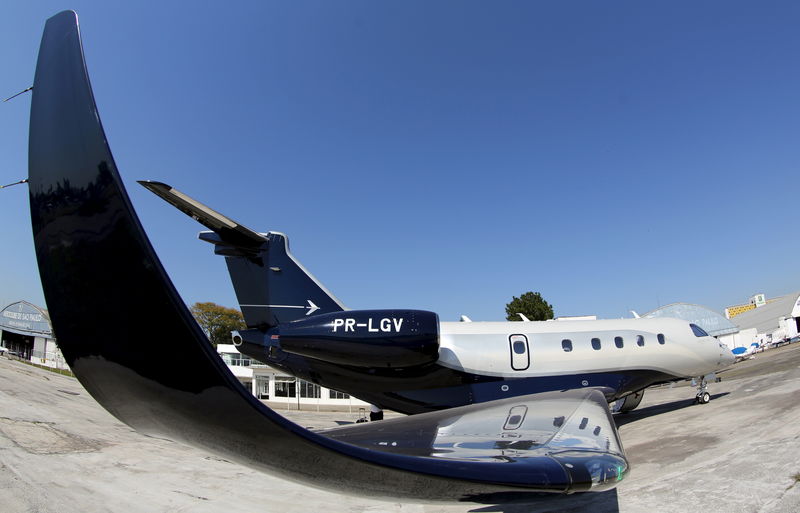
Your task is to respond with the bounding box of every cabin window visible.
[657,333,665,345]
[591,338,601,350]
[509,335,530,371]
[690,324,709,337]
[636,335,645,347]
[614,336,624,349]
[562,339,573,352]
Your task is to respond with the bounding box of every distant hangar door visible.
[509,334,530,370]
[1,331,33,359]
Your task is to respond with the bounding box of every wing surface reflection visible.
[324,389,627,492]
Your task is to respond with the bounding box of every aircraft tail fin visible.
[140,181,345,330]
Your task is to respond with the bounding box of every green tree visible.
[190,302,246,346]
[505,291,554,321]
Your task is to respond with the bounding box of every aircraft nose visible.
[720,343,736,366]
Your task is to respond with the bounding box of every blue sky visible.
[1,1,798,321]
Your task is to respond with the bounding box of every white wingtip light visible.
[460,315,472,322]
[631,310,641,319]
[518,313,531,322]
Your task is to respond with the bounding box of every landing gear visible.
[693,375,712,404]
[369,405,384,421]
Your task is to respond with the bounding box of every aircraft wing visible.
[321,388,627,491]
[28,11,626,501]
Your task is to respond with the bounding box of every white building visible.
[730,292,800,345]
[0,301,68,371]
[216,344,369,411]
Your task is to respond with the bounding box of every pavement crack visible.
[172,490,210,501]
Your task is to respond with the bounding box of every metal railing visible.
[29,349,70,371]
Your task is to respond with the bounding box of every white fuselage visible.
[438,317,734,382]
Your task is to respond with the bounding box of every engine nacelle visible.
[277,309,439,368]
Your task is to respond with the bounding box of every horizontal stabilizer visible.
[139,181,266,251]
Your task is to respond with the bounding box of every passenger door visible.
[509,334,530,371]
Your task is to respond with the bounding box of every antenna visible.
[0,179,28,189]
[3,86,33,102]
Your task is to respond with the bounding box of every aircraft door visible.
[509,334,530,370]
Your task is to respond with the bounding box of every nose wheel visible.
[693,376,711,404]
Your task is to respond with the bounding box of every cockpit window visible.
[690,324,709,337]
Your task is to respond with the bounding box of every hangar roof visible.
[643,303,738,337]
[0,301,52,337]
[731,292,800,335]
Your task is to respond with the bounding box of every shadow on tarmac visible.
[467,488,619,513]
[462,391,730,512]
[614,392,730,427]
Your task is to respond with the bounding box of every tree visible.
[190,302,246,347]
[505,291,554,321]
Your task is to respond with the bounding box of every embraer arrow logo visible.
[241,300,320,316]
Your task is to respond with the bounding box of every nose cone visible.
[719,342,736,367]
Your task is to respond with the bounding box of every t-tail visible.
[139,181,345,330]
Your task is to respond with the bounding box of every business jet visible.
[141,180,735,414]
[26,11,734,501]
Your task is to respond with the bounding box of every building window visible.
[298,380,320,398]
[636,335,645,347]
[562,339,573,352]
[614,336,624,349]
[329,389,350,400]
[591,338,601,350]
[657,333,665,345]
[274,377,296,397]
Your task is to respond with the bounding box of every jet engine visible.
[235,310,440,368]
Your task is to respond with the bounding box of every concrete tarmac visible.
[1,345,799,512]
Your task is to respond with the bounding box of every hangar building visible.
[642,303,754,350]
[0,300,67,370]
[643,292,800,349]
[728,292,800,345]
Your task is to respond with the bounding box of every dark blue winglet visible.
[28,11,626,501]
